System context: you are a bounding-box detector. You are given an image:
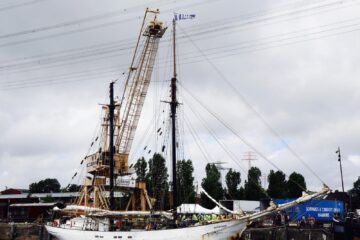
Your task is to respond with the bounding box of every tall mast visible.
[171,19,178,214]
[109,82,115,210]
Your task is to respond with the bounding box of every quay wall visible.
[0,223,53,240]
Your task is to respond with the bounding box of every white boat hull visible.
[46,220,246,240]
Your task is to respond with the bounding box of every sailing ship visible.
[45,8,331,240]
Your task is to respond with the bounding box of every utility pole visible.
[336,147,345,192]
[242,151,257,170]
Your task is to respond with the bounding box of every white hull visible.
[46,219,246,240]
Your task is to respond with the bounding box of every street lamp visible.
[336,147,345,192]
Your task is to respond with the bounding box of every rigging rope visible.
[177,25,326,185]
[180,83,314,193]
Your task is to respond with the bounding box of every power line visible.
[0,0,48,12]
[175,21,360,67]
[0,71,119,90]
[2,19,360,90]
[0,0,353,52]
[0,0,216,48]
[4,14,358,76]
[0,0,357,71]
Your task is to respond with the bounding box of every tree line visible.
[27,152,360,211]
[134,153,307,209]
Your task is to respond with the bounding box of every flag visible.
[174,13,196,21]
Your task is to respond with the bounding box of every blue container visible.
[273,199,344,222]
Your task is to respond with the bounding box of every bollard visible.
[10,223,16,240]
[39,225,44,240]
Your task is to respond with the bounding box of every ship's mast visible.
[170,19,178,215]
[109,82,115,210]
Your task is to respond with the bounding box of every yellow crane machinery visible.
[76,9,166,210]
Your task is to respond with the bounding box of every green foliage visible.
[201,164,224,209]
[349,177,360,210]
[134,157,148,182]
[287,172,307,198]
[239,186,245,199]
[42,195,55,203]
[176,160,195,204]
[146,153,169,210]
[29,178,61,193]
[62,184,81,192]
[225,168,241,199]
[267,170,287,198]
[244,167,266,200]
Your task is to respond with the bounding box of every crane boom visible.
[85,10,166,177]
[116,21,165,154]
[112,10,166,174]
[80,10,166,210]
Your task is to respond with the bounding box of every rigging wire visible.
[179,82,325,189]
[64,88,108,189]
[183,96,307,195]
[184,112,273,199]
[182,115,214,164]
[177,24,345,185]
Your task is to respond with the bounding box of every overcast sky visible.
[0,0,359,193]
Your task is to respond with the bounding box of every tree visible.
[201,163,224,209]
[62,184,81,192]
[29,178,61,193]
[244,167,265,200]
[176,159,195,204]
[225,168,241,199]
[267,170,287,198]
[349,177,360,210]
[146,153,169,210]
[134,157,148,182]
[287,172,307,198]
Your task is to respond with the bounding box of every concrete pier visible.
[0,223,53,240]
